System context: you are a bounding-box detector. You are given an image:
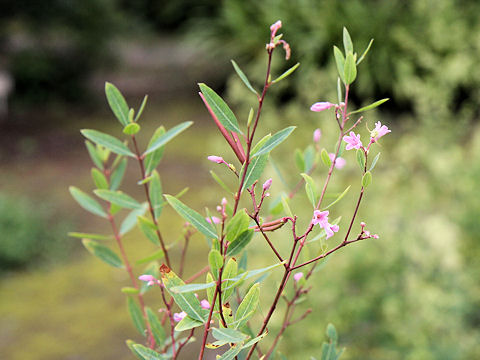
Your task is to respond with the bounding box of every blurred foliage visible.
[190,0,480,126]
[0,193,70,271]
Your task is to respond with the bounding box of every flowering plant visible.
[70,22,390,359]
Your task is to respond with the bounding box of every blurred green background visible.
[1,0,480,359]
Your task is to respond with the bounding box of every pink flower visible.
[263,178,273,191]
[313,128,321,143]
[206,216,221,224]
[200,300,210,310]
[207,155,225,164]
[310,102,335,112]
[173,311,187,322]
[370,121,391,142]
[270,20,282,38]
[324,224,340,239]
[138,274,158,286]
[343,131,362,150]
[328,153,346,169]
[312,210,329,226]
[294,272,304,282]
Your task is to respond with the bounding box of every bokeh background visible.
[1,1,480,359]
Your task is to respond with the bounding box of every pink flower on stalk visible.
[200,300,210,310]
[270,20,282,37]
[263,178,273,191]
[312,210,339,239]
[294,272,304,282]
[138,274,158,286]
[343,131,362,150]
[370,121,391,142]
[324,224,340,239]
[207,155,225,164]
[313,128,322,143]
[310,102,335,112]
[173,311,187,322]
[206,216,221,224]
[329,153,346,169]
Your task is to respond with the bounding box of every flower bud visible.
[207,155,224,164]
[310,102,335,112]
[313,128,321,143]
[263,178,273,191]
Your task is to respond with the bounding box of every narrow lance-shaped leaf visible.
[134,95,148,122]
[240,154,269,191]
[127,296,146,336]
[132,344,168,360]
[138,216,159,245]
[343,52,357,85]
[321,149,332,167]
[81,129,135,157]
[208,249,223,279]
[68,232,111,241]
[144,127,166,174]
[110,158,127,190]
[175,315,204,332]
[234,283,260,329]
[91,168,109,189]
[349,98,389,115]
[324,185,351,210]
[216,343,244,360]
[356,39,374,65]
[337,78,343,105]
[126,340,144,360]
[160,265,208,322]
[362,171,372,188]
[251,126,296,158]
[149,171,164,219]
[225,211,250,242]
[95,189,142,210]
[212,327,248,345]
[272,62,300,84]
[333,46,345,83]
[222,258,238,302]
[164,195,217,239]
[143,121,193,156]
[199,83,242,134]
[226,229,254,256]
[82,239,123,268]
[146,307,165,345]
[70,186,107,218]
[136,249,164,265]
[343,27,353,54]
[85,140,104,170]
[301,173,317,208]
[369,152,381,171]
[231,60,258,95]
[210,170,234,193]
[356,149,365,170]
[105,82,129,126]
[120,204,148,235]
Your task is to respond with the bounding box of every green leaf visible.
[143,121,193,156]
[235,283,260,329]
[149,171,164,219]
[120,204,148,235]
[337,77,343,104]
[175,315,204,332]
[321,149,332,167]
[132,344,168,360]
[212,327,248,344]
[110,158,127,190]
[126,340,144,360]
[231,60,258,95]
[251,126,296,158]
[304,146,315,173]
[343,27,353,54]
[349,98,389,115]
[68,232,111,241]
[343,52,357,85]
[294,149,305,172]
[123,123,141,135]
[221,258,238,302]
[91,168,109,189]
[199,83,242,134]
[85,140,104,169]
[210,170,234,193]
[301,173,317,208]
[144,127,166,174]
[81,129,135,157]
[146,307,166,345]
[82,239,123,268]
[333,46,345,83]
[134,95,148,122]
[208,249,223,279]
[327,323,338,343]
[161,266,208,322]
[272,62,300,83]
[281,194,293,218]
[324,186,350,210]
[136,249,165,265]
[226,211,250,242]
[227,229,254,256]
[216,342,244,360]
[69,186,107,218]
[369,152,381,171]
[95,189,142,209]
[356,149,365,170]
[206,272,215,308]
[240,154,269,191]
[105,82,129,126]
[138,216,160,245]
[356,39,374,65]
[362,171,372,188]
[121,287,140,294]
[242,330,268,348]
[164,195,217,239]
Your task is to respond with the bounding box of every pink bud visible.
[263,178,273,191]
[313,128,321,143]
[360,222,366,228]
[270,20,282,37]
[310,102,335,112]
[139,274,156,283]
[373,234,379,239]
[207,155,224,164]
[206,216,221,224]
[294,272,304,282]
[221,198,228,206]
[200,299,210,309]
